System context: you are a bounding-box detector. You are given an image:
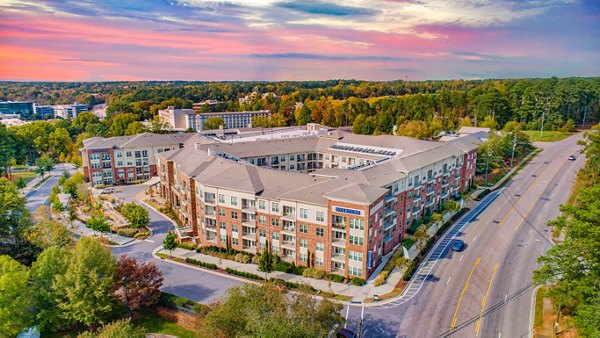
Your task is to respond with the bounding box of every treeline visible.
[533,125,600,337]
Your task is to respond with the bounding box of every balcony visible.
[413,195,421,203]
[242,201,256,213]
[331,238,346,247]
[281,226,296,236]
[205,198,215,205]
[414,181,421,188]
[282,212,296,221]
[442,180,449,188]
[427,176,434,183]
[242,232,256,240]
[282,255,295,263]
[426,188,435,196]
[412,207,421,214]
[242,220,256,228]
[384,234,393,242]
[385,207,395,216]
[205,212,216,219]
[384,219,395,230]
[441,190,449,198]
[332,223,346,231]
[281,240,296,250]
[426,199,435,207]
[331,254,346,263]
[385,193,394,202]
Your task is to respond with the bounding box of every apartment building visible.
[156,126,481,279]
[80,132,193,186]
[158,106,272,131]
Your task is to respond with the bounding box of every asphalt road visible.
[110,185,243,304]
[345,133,585,338]
[25,164,75,212]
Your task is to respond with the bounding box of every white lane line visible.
[447,276,452,285]
[472,236,477,242]
[145,239,154,242]
[344,305,350,328]
[498,332,502,338]
[504,294,508,302]
[459,255,464,262]
[529,229,533,234]
[361,305,364,320]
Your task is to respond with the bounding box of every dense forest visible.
[0,78,598,172]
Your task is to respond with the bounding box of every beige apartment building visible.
[157,125,482,279]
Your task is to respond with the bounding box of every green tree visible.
[78,319,145,338]
[203,117,225,130]
[122,202,150,228]
[0,178,29,234]
[414,225,429,256]
[0,255,33,337]
[109,113,139,136]
[52,237,116,327]
[25,205,73,249]
[124,121,147,135]
[71,112,100,134]
[396,120,430,139]
[0,124,16,178]
[258,240,275,280]
[163,230,177,257]
[35,154,55,178]
[87,214,110,236]
[29,246,71,332]
[202,283,344,337]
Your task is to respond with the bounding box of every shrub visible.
[302,267,327,279]
[177,242,197,251]
[159,292,208,314]
[185,258,217,270]
[117,228,138,237]
[134,231,150,239]
[402,260,417,281]
[401,237,415,249]
[477,189,491,200]
[251,254,261,264]
[275,260,294,273]
[224,267,263,280]
[94,184,106,189]
[374,271,389,286]
[325,273,345,283]
[234,253,251,264]
[351,277,366,286]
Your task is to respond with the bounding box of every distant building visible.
[53,102,88,119]
[35,105,55,118]
[0,101,35,118]
[192,100,221,109]
[158,107,272,131]
[188,110,271,131]
[80,132,193,186]
[158,106,195,131]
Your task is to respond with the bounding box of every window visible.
[300,224,308,233]
[290,164,295,170]
[116,152,123,158]
[272,202,279,213]
[259,229,266,237]
[316,228,324,237]
[259,215,267,224]
[349,251,363,262]
[300,208,308,219]
[135,151,141,158]
[350,219,364,230]
[316,256,324,266]
[220,222,226,230]
[272,232,279,241]
[316,211,324,222]
[232,237,239,245]
[219,209,225,216]
[272,245,280,254]
[349,266,362,277]
[231,211,238,219]
[280,155,286,162]
[258,200,266,210]
[232,225,238,232]
[316,243,324,251]
[300,253,308,262]
[300,239,308,248]
[142,150,148,157]
[349,235,364,246]
[271,218,279,227]
[218,194,225,203]
[220,234,226,242]
[290,154,295,161]
[231,197,237,206]
[332,215,346,225]
[126,151,132,157]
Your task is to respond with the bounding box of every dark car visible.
[568,155,576,161]
[452,239,465,252]
[336,328,356,338]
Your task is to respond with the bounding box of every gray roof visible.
[82,132,193,150]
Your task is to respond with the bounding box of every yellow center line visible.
[513,156,571,231]
[450,256,481,332]
[498,148,567,228]
[475,263,500,336]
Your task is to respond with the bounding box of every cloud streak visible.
[0,0,598,81]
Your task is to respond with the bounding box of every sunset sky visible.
[1,0,599,81]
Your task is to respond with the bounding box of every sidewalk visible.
[162,246,405,302]
[21,174,48,196]
[69,219,137,246]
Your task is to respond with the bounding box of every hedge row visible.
[185,258,217,270]
[351,277,366,286]
[224,267,263,280]
[402,259,418,281]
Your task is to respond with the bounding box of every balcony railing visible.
[281,226,296,236]
[426,188,435,196]
[331,238,346,247]
[385,194,394,202]
[384,219,395,230]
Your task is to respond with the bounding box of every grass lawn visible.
[136,310,196,338]
[9,171,37,185]
[524,130,574,142]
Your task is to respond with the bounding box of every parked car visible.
[568,155,576,161]
[452,239,465,252]
[100,187,115,194]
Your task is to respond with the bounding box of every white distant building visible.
[53,102,88,119]
[158,106,272,132]
[158,106,194,131]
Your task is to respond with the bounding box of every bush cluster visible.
[225,267,263,280]
[159,292,209,315]
[268,278,318,292]
[177,242,197,251]
[325,273,345,283]
[234,253,252,264]
[351,277,366,286]
[134,231,150,239]
[302,267,327,279]
[402,260,418,281]
[185,258,217,270]
[117,228,137,237]
[401,237,415,249]
[197,245,256,262]
[374,271,389,286]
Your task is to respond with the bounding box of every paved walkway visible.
[69,218,137,246]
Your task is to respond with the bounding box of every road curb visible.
[529,284,543,338]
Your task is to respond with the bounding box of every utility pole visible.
[484,145,490,186]
[510,132,517,167]
[540,98,550,138]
